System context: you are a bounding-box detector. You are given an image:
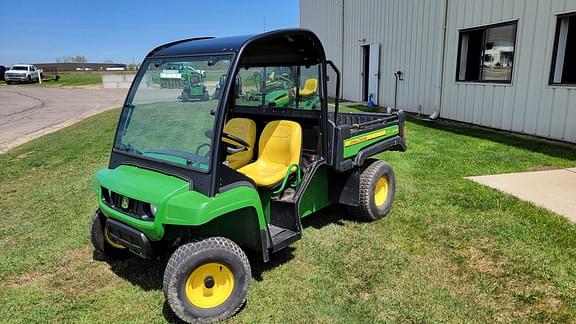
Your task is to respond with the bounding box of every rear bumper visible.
[106,218,155,258]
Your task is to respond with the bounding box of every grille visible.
[101,187,153,220]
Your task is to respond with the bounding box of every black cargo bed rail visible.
[327,110,406,172]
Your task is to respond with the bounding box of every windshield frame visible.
[110,53,235,177]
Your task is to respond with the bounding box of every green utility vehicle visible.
[91,29,406,322]
[179,67,209,101]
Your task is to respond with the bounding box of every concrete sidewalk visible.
[467,168,576,222]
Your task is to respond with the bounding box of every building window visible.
[550,13,576,85]
[456,21,517,83]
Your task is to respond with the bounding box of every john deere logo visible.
[121,196,129,209]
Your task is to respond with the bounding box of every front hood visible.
[6,70,26,75]
[94,165,189,205]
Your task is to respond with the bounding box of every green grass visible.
[1,108,576,322]
[12,72,134,87]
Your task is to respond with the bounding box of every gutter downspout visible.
[340,0,345,99]
[430,0,448,120]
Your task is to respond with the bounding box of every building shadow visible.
[407,115,576,161]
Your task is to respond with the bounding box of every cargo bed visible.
[328,110,406,171]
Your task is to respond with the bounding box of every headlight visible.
[150,204,158,216]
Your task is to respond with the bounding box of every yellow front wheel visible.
[185,263,235,308]
[104,226,126,250]
[90,211,131,259]
[163,237,251,322]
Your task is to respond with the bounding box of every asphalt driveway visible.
[0,86,127,152]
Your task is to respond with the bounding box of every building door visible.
[362,43,380,105]
[362,45,370,101]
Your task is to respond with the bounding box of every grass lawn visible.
[1,108,576,322]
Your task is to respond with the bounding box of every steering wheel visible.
[195,143,211,158]
[222,132,250,154]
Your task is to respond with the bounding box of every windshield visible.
[114,55,233,172]
[235,64,321,110]
[11,66,28,70]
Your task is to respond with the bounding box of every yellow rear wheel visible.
[374,176,389,207]
[347,160,396,221]
[185,263,235,308]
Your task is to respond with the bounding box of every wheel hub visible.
[204,276,215,289]
[185,263,235,309]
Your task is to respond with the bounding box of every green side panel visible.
[298,166,333,218]
[93,165,265,241]
[258,190,274,224]
[189,86,205,96]
[342,125,399,159]
[265,89,289,107]
[162,185,265,229]
[190,207,263,251]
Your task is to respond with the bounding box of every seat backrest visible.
[224,118,257,150]
[258,120,302,166]
[301,78,318,93]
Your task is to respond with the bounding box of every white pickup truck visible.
[4,64,42,84]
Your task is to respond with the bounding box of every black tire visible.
[180,90,190,102]
[6,81,11,85]
[27,75,32,83]
[90,211,131,259]
[163,237,251,323]
[347,160,396,221]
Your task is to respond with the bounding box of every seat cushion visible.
[237,160,288,187]
[237,120,302,187]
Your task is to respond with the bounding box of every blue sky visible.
[0,0,299,66]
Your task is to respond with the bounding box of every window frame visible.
[455,20,519,84]
[549,12,576,86]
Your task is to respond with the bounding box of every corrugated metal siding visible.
[300,0,343,97]
[340,0,445,114]
[301,0,444,112]
[301,0,576,143]
[442,0,576,143]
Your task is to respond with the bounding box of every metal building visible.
[300,0,576,143]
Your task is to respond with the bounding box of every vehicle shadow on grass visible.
[93,251,168,291]
[407,115,576,161]
[93,206,351,322]
[250,205,350,281]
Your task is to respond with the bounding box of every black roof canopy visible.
[147,29,326,67]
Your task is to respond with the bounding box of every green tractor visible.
[240,69,295,107]
[180,67,209,101]
[91,29,406,322]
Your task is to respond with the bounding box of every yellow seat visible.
[299,78,318,96]
[237,120,302,187]
[224,118,257,169]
